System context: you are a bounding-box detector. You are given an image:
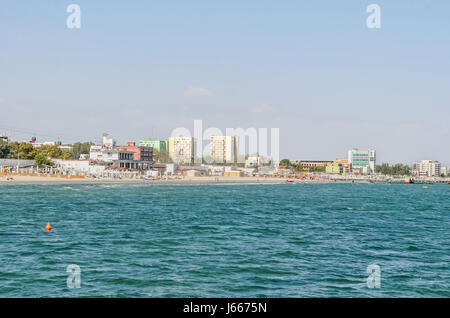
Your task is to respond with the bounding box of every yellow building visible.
[168,137,196,164]
[326,163,342,174]
[224,171,244,177]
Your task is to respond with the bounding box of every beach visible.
[0,174,293,184]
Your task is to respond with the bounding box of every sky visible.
[0,0,449,164]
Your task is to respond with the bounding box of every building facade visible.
[348,149,376,174]
[325,163,342,174]
[210,136,238,164]
[139,140,168,152]
[0,133,9,143]
[102,133,116,149]
[291,160,333,171]
[116,142,153,162]
[245,155,262,169]
[89,147,134,163]
[412,160,441,177]
[168,137,196,164]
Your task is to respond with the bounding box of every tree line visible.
[376,163,411,176]
[0,141,92,166]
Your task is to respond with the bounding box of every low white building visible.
[53,159,90,172]
[89,146,134,163]
[166,163,175,175]
[205,165,225,176]
[52,159,106,175]
[245,156,261,168]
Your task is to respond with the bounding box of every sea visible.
[0,182,448,297]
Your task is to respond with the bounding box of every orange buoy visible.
[45,222,52,232]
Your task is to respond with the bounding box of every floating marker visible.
[45,222,52,232]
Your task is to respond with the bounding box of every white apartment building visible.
[412,160,441,177]
[168,137,196,164]
[348,149,376,174]
[210,136,238,164]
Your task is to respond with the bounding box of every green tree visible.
[8,142,35,159]
[309,166,326,173]
[295,164,305,172]
[279,159,291,167]
[34,153,54,166]
[376,163,411,176]
[0,140,12,158]
[70,142,92,159]
[37,145,71,159]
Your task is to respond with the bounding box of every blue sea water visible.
[0,182,448,297]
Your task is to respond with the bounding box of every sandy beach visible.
[0,175,292,184]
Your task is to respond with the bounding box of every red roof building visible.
[116,142,153,162]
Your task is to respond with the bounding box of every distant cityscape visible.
[0,132,449,179]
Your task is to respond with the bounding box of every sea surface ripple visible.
[0,183,448,297]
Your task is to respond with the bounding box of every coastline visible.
[0,175,292,185]
[1,175,448,185]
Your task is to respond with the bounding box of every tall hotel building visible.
[168,137,196,164]
[348,149,376,174]
[210,136,239,164]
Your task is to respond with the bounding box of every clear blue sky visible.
[0,1,449,164]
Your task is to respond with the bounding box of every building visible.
[139,140,168,152]
[139,140,169,162]
[102,133,116,149]
[224,170,244,177]
[53,159,90,172]
[210,136,238,164]
[116,142,153,162]
[325,163,342,174]
[89,147,134,163]
[335,158,352,174]
[90,147,152,170]
[293,160,333,171]
[440,166,449,177]
[0,159,35,172]
[88,134,153,171]
[245,156,262,169]
[348,149,376,174]
[0,133,9,142]
[183,169,201,177]
[412,160,441,177]
[168,137,196,164]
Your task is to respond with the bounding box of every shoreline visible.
[1,175,448,185]
[0,175,291,185]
